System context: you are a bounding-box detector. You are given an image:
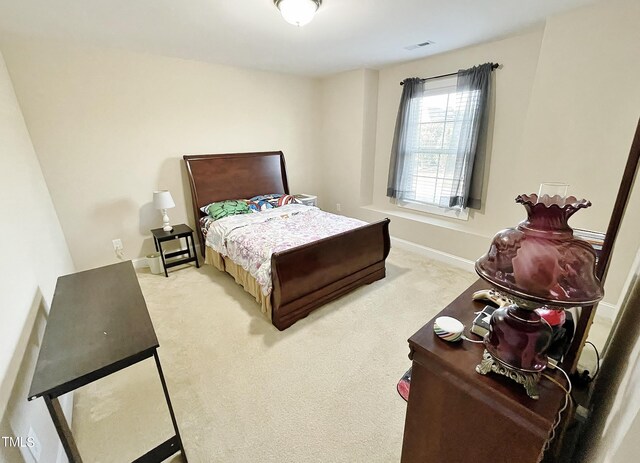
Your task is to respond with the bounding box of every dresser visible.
[401,279,566,463]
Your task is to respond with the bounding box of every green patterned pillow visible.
[202,200,251,220]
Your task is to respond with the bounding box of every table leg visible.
[153,351,188,462]
[154,237,159,252]
[159,242,168,277]
[191,234,199,268]
[185,236,191,259]
[44,395,83,463]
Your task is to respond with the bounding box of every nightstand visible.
[150,223,199,277]
[295,194,317,206]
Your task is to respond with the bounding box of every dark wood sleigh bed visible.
[183,151,391,330]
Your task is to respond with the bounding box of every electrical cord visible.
[456,320,574,454]
[542,373,569,395]
[570,341,601,387]
[542,365,572,453]
[585,341,600,381]
[462,326,485,344]
[455,323,575,459]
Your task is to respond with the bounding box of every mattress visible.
[203,203,367,295]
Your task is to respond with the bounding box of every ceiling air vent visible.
[404,41,434,51]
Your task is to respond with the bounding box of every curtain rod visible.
[400,63,500,86]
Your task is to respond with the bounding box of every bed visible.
[183,151,391,330]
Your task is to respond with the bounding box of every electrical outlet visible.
[336,203,341,212]
[27,427,41,462]
[112,239,124,259]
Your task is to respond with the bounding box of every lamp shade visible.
[274,0,321,27]
[153,190,175,210]
[475,193,604,308]
[473,193,604,379]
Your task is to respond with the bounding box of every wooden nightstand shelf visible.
[150,223,199,277]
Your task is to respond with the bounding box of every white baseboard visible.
[131,241,202,270]
[594,301,616,324]
[132,257,148,269]
[390,236,475,273]
[391,236,618,324]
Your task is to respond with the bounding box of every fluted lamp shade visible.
[274,0,321,27]
[153,190,175,232]
[474,193,604,398]
[476,194,604,308]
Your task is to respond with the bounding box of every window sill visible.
[396,199,469,221]
[360,204,490,239]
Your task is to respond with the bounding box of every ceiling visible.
[0,0,597,76]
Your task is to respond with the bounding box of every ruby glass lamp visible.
[474,193,604,398]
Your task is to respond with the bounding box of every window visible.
[398,76,478,216]
[387,63,494,218]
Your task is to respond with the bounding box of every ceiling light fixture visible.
[274,0,322,27]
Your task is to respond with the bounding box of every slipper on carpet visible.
[396,367,412,402]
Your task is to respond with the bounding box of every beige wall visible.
[517,0,640,308]
[2,1,638,308]
[3,1,638,460]
[318,68,378,216]
[364,26,545,257]
[318,70,364,214]
[1,38,322,270]
[0,49,74,462]
[333,0,640,308]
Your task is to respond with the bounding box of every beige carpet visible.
[71,247,478,462]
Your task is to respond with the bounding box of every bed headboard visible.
[183,151,290,253]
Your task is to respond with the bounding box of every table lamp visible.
[153,190,175,232]
[474,189,604,399]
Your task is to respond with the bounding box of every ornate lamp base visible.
[476,350,542,399]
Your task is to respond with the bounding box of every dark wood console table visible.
[28,261,187,462]
[401,279,566,463]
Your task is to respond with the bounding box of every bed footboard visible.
[270,219,391,330]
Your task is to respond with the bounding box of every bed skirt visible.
[204,247,273,320]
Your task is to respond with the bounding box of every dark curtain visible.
[386,78,421,198]
[444,62,494,209]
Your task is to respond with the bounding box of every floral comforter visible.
[205,204,367,295]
